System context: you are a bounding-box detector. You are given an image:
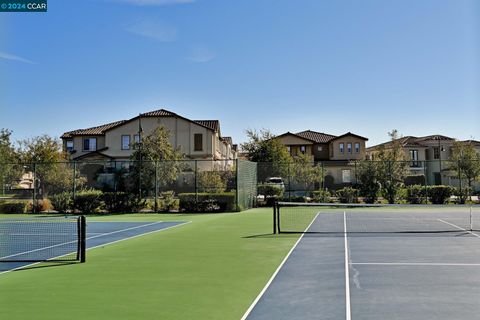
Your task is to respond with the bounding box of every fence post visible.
[321,162,325,190]
[73,161,77,210]
[194,160,198,212]
[273,201,277,234]
[287,162,291,200]
[154,161,159,213]
[236,159,239,211]
[423,161,428,204]
[32,163,36,214]
[458,160,462,203]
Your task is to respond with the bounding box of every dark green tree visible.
[0,129,23,195]
[241,129,293,182]
[356,160,381,203]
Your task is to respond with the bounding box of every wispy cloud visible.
[126,19,177,42]
[111,0,194,6]
[187,46,216,63]
[0,51,34,64]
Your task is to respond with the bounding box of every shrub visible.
[312,189,331,203]
[455,187,472,204]
[405,185,426,204]
[74,189,104,213]
[27,199,53,213]
[0,201,27,214]
[158,191,178,212]
[50,192,73,213]
[103,192,146,213]
[336,187,358,204]
[178,192,236,212]
[197,171,227,193]
[257,184,284,198]
[427,185,453,204]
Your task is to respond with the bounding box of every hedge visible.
[74,189,104,214]
[427,185,453,204]
[178,192,236,212]
[0,201,28,214]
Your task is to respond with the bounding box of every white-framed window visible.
[317,146,323,151]
[83,138,97,151]
[347,143,352,153]
[339,143,344,153]
[342,169,351,183]
[66,140,74,152]
[355,143,360,153]
[300,145,306,154]
[286,146,291,153]
[121,135,130,150]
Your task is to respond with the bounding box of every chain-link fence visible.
[0,159,257,214]
[257,160,480,204]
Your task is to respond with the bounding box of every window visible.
[194,133,203,151]
[342,169,351,183]
[347,143,352,153]
[66,140,74,152]
[300,146,306,154]
[83,138,97,151]
[433,147,440,159]
[409,149,419,167]
[355,143,360,153]
[317,146,323,151]
[286,146,291,153]
[121,135,130,150]
[339,143,344,153]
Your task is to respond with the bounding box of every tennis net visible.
[274,202,479,234]
[0,216,86,263]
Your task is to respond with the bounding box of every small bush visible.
[280,196,308,203]
[257,184,284,198]
[74,189,104,213]
[158,191,178,212]
[312,189,331,203]
[178,192,236,212]
[50,192,73,213]
[197,171,227,193]
[336,187,358,204]
[405,185,426,204]
[0,201,27,214]
[427,185,453,204]
[27,199,53,213]
[455,187,472,204]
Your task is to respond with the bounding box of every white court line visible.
[240,213,320,320]
[438,219,480,239]
[0,221,190,276]
[343,211,352,320]
[352,262,480,266]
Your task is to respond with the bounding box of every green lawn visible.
[0,208,299,320]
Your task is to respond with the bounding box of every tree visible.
[0,129,22,195]
[356,160,381,203]
[18,135,85,196]
[449,141,480,193]
[375,130,409,204]
[129,126,185,197]
[241,129,292,182]
[291,152,323,193]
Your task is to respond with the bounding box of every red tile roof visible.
[194,120,220,132]
[61,120,127,138]
[295,130,337,143]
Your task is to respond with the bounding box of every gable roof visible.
[295,130,337,143]
[221,136,233,145]
[61,120,128,138]
[275,131,316,144]
[367,134,455,151]
[329,132,369,142]
[61,108,221,139]
[194,120,220,132]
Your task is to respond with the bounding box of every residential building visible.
[61,108,237,168]
[275,130,369,189]
[367,135,480,190]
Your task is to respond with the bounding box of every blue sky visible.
[0,0,479,146]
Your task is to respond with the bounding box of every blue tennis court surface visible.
[244,210,480,320]
[0,220,188,273]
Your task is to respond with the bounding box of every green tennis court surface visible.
[0,209,297,320]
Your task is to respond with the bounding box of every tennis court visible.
[244,204,480,320]
[0,219,189,273]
